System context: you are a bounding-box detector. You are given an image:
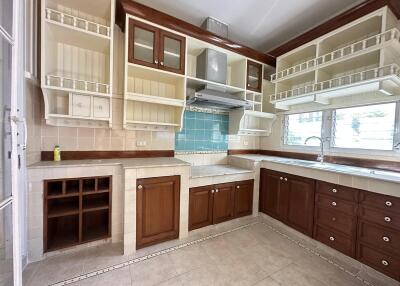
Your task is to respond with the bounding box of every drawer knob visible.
[137,185,143,190]
[280,177,283,180]
[332,188,337,193]
[385,201,392,207]
[236,185,240,189]
[381,260,389,266]
[329,236,335,241]
[215,189,219,193]
[382,236,390,242]
[384,216,392,223]
[284,178,288,181]
[331,217,336,221]
[211,189,215,193]
[331,201,337,207]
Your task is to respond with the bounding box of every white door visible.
[1,0,25,285]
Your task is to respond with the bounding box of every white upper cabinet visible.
[268,7,400,111]
[41,0,115,128]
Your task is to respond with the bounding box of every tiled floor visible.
[23,216,399,286]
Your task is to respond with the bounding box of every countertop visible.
[229,154,400,184]
[190,164,253,179]
[28,157,191,169]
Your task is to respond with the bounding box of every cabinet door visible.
[159,30,186,75]
[189,186,213,230]
[128,19,159,69]
[260,169,283,219]
[234,180,254,218]
[93,97,110,119]
[247,60,262,93]
[213,182,235,224]
[136,175,180,249]
[285,175,315,236]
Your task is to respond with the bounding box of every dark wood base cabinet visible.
[189,180,253,231]
[259,169,315,236]
[136,175,180,249]
[260,169,400,281]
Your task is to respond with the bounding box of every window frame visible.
[282,101,400,154]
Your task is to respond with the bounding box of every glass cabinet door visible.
[128,20,159,69]
[159,31,185,75]
[247,61,262,93]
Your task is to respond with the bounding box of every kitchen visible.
[2,0,400,285]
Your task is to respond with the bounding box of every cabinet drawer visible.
[315,194,356,215]
[357,243,400,280]
[93,97,110,119]
[314,225,355,257]
[72,94,91,117]
[360,191,400,214]
[359,206,400,230]
[315,207,356,236]
[358,221,400,253]
[317,181,358,202]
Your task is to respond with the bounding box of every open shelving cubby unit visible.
[41,0,115,128]
[44,176,112,252]
[269,7,400,111]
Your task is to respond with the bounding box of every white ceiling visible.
[134,0,363,53]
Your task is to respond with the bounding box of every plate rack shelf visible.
[267,7,400,111]
[41,0,115,128]
[44,176,112,252]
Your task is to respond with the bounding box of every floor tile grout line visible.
[259,221,375,286]
[49,221,259,286]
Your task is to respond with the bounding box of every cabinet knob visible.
[329,236,335,241]
[385,201,392,207]
[381,260,389,266]
[284,178,288,181]
[382,236,390,242]
[215,189,219,193]
[331,217,336,222]
[332,188,337,193]
[331,201,337,207]
[280,177,283,180]
[154,59,158,64]
[137,185,143,190]
[384,216,392,222]
[236,185,240,189]
[160,61,164,66]
[211,189,215,193]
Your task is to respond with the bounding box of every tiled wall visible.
[175,111,229,151]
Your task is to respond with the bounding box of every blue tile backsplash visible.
[175,111,229,151]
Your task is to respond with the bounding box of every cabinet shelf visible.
[271,64,400,110]
[126,92,185,107]
[44,75,110,96]
[271,28,400,83]
[45,8,111,39]
[186,76,245,94]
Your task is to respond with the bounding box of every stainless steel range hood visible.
[187,87,251,109]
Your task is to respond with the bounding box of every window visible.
[283,102,399,152]
[284,111,323,146]
[332,103,396,150]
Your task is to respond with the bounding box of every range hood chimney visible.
[187,48,249,109]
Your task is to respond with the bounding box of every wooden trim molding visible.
[41,150,175,161]
[268,0,400,58]
[228,149,400,172]
[116,0,275,66]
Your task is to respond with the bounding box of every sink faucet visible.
[304,136,324,163]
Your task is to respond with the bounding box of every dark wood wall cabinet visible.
[136,175,180,249]
[189,180,254,231]
[260,169,400,281]
[128,19,186,75]
[259,169,315,237]
[44,176,112,252]
[246,61,262,93]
